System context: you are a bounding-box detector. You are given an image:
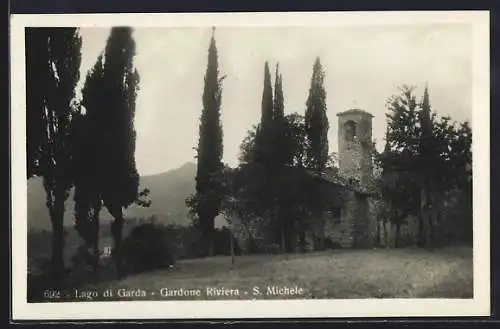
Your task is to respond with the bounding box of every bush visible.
[28,257,51,275]
[162,224,206,259]
[122,223,175,274]
[323,238,342,250]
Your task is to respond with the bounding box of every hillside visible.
[27,162,226,232]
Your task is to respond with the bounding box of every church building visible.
[303,108,378,249]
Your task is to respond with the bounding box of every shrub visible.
[122,223,175,274]
[162,224,206,259]
[323,238,342,250]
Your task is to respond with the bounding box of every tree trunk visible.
[417,213,425,247]
[91,203,101,283]
[419,187,428,248]
[110,209,125,278]
[394,221,401,248]
[229,229,235,265]
[298,220,306,253]
[50,192,66,285]
[288,219,296,253]
[280,223,285,253]
[203,215,216,257]
[421,187,433,250]
[376,217,381,247]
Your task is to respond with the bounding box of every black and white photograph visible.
[10,11,490,320]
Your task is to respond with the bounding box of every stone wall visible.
[303,188,377,249]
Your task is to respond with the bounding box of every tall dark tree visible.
[25,28,82,280]
[261,61,274,129]
[418,85,436,247]
[233,111,323,252]
[251,61,275,170]
[26,29,49,179]
[273,63,284,122]
[380,85,423,246]
[73,55,105,277]
[305,57,329,173]
[273,63,287,168]
[189,28,225,257]
[90,27,142,277]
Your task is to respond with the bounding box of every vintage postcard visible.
[10,11,490,320]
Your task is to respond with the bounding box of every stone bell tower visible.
[337,108,374,187]
[335,108,376,248]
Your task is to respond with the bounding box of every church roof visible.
[306,169,375,196]
[336,108,374,118]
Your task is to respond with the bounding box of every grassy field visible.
[34,246,473,302]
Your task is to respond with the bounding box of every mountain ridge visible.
[27,162,227,232]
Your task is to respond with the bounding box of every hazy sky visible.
[76,24,472,176]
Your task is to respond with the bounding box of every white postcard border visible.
[10,11,490,320]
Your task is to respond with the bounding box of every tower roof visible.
[336,108,374,118]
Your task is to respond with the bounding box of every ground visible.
[31,246,473,301]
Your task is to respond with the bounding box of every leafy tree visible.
[232,112,320,252]
[380,85,472,247]
[379,86,421,246]
[305,57,329,173]
[25,28,82,281]
[189,28,225,257]
[282,113,307,168]
[418,86,472,247]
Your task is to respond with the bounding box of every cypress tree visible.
[418,84,436,248]
[73,54,105,276]
[305,57,329,173]
[273,63,286,167]
[25,28,82,281]
[261,61,274,129]
[272,63,290,251]
[193,28,225,257]
[99,27,141,277]
[273,63,284,122]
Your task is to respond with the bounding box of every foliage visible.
[25,27,83,280]
[122,223,175,274]
[72,27,148,277]
[99,27,141,212]
[260,61,274,130]
[232,109,326,251]
[305,57,330,173]
[189,28,225,257]
[378,85,472,247]
[73,55,104,252]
